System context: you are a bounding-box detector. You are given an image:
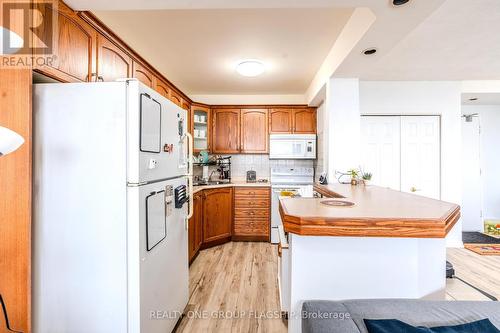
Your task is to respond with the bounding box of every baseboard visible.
[232,235,270,242]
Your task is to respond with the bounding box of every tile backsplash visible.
[227,154,314,179]
[193,154,314,181]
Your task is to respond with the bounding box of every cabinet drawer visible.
[234,198,269,208]
[234,208,269,219]
[234,218,269,235]
[234,187,270,198]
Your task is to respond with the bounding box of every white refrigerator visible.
[33,80,193,333]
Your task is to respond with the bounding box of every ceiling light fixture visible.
[0,26,24,55]
[363,48,377,55]
[468,97,478,101]
[236,60,265,77]
[393,0,410,6]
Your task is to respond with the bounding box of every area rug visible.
[464,244,500,256]
[462,232,500,244]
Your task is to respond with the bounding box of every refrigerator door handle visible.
[185,132,194,221]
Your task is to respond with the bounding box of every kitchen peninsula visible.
[279,183,460,333]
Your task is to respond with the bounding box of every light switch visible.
[148,159,158,169]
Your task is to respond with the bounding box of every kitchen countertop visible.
[193,179,271,194]
[279,183,460,238]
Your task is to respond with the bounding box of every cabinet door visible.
[292,109,316,134]
[212,109,240,154]
[269,109,292,134]
[188,192,203,262]
[192,105,211,153]
[155,78,171,99]
[34,1,95,82]
[132,60,154,88]
[203,188,233,243]
[96,34,132,82]
[169,91,182,107]
[241,109,268,153]
[194,192,203,253]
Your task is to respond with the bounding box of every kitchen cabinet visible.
[34,1,96,82]
[241,109,269,153]
[96,33,132,82]
[233,187,270,240]
[169,90,182,107]
[192,105,211,152]
[212,109,240,154]
[132,60,154,88]
[188,192,203,263]
[155,77,171,99]
[203,188,233,244]
[269,108,316,134]
[269,109,293,134]
[292,109,316,134]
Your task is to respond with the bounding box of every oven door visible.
[271,186,300,243]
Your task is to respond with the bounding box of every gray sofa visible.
[302,299,500,333]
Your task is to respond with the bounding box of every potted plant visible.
[348,169,359,186]
[361,172,372,186]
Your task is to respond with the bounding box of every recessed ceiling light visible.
[363,48,377,55]
[468,97,478,101]
[393,0,410,6]
[236,60,265,77]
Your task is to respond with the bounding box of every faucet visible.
[208,169,217,182]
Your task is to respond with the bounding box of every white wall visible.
[359,81,463,247]
[462,105,500,221]
[313,101,326,181]
[326,78,361,177]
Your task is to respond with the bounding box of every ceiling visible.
[335,0,500,80]
[93,8,353,95]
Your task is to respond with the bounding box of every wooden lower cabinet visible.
[188,192,203,263]
[202,188,233,244]
[233,187,270,241]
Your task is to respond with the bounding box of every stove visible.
[270,167,314,243]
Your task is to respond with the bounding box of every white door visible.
[461,115,483,231]
[401,116,441,199]
[361,116,401,190]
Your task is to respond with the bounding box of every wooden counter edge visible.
[280,197,461,239]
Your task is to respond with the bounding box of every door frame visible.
[360,114,442,199]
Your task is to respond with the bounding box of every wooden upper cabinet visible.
[212,109,240,154]
[155,78,171,99]
[132,60,154,88]
[269,109,293,134]
[293,108,316,134]
[96,34,132,82]
[169,90,182,107]
[203,188,233,243]
[241,109,269,153]
[34,1,95,82]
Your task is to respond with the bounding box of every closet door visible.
[361,116,401,190]
[400,116,441,199]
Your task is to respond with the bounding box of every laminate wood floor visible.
[446,247,500,301]
[176,243,500,333]
[176,242,287,333]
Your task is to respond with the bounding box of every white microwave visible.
[269,134,316,159]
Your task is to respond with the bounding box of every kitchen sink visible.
[320,199,355,207]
